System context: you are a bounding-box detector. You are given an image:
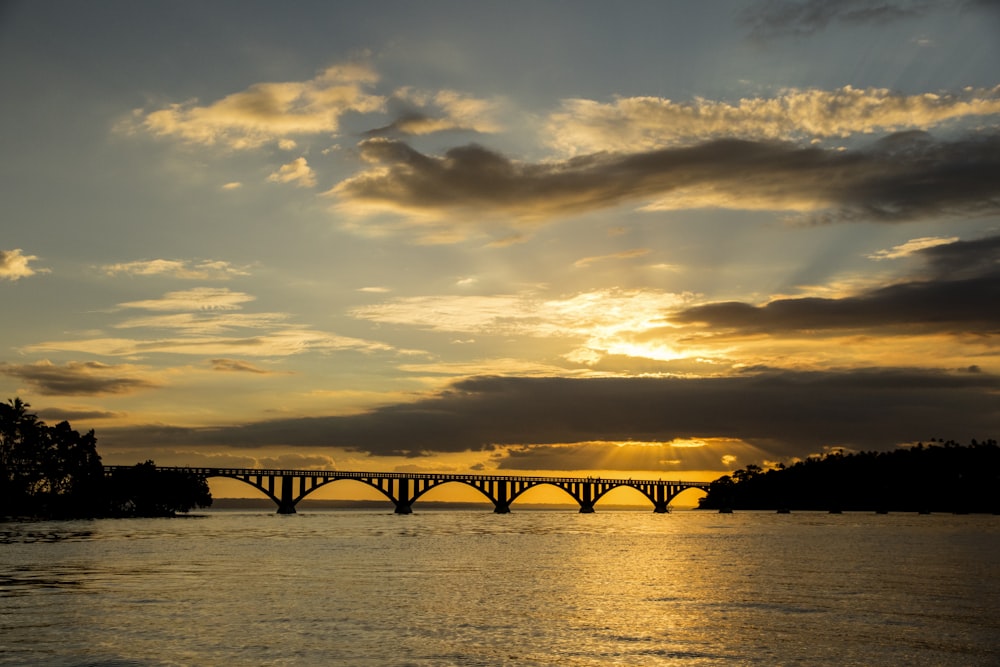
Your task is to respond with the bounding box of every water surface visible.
[2,510,998,665]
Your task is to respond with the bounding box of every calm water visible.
[2,509,998,666]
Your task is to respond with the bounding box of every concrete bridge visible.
[104,466,710,514]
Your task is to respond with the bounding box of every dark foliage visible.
[1,398,104,517]
[1,398,211,518]
[698,440,1000,513]
[105,461,212,517]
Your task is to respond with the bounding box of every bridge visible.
[104,466,710,515]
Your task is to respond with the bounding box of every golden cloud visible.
[0,248,47,281]
[133,63,385,149]
[101,259,251,280]
[268,157,317,187]
[546,85,1000,154]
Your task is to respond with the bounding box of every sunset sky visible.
[2,1,998,498]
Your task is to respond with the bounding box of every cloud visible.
[0,249,47,281]
[101,259,251,280]
[350,288,689,364]
[545,86,1000,154]
[24,329,394,359]
[867,236,960,260]
[0,360,158,396]
[672,235,1000,335]
[573,249,650,268]
[740,0,931,39]
[364,88,503,137]
[331,132,1000,229]
[210,358,274,374]
[23,287,398,359]
[268,157,317,187]
[114,312,290,335]
[96,369,1000,464]
[36,407,125,422]
[129,62,384,149]
[496,438,760,472]
[120,287,256,311]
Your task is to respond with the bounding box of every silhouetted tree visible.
[2,398,212,518]
[105,461,212,517]
[698,440,1000,513]
[1,398,104,517]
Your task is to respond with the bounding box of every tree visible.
[105,461,212,517]
[1,398,104,517]
[2,397,212,518]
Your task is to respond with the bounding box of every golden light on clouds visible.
[132,63,384,149]
[0,249,46,281]
[101,259,251,280]
[545,85,1000,154]
[268,157,317,187]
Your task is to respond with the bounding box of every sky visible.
[1,0,999,499]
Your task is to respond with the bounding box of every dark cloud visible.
[0,361,157,396]
[335,132,1000,224]
[674,234,1000,335]
[99,369,1000,465]
[36,407,124,422]
[741,0,930,39]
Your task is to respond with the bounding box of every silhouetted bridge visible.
[105,466,710,514]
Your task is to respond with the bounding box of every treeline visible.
[698,440,1000,513]
[1,398,211,519]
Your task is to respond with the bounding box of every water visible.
[2,509,998,666]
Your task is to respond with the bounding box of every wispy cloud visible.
[740,0,931,40]
[365,88,503,137]
[102,259,251,280]
[351,288,690,365]
[573,249,650,268]
[0,249,47,281]
[23,330,395,358]
[0,360,158,396]
[209,358,277,374]
[867,236,960,260]
[23,286,398,359]
[119,287,256,311]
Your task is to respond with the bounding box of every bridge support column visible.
[394,478,413,514]
[653,485,669,513]
[579,483,595,513]
[277,475,296,514]
[494,482,511,514]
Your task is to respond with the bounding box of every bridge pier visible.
[493,482,511,513]
[277,475,296,514]
[653,485,669,513]
[579,483,595,513]
[394,478,414,514]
